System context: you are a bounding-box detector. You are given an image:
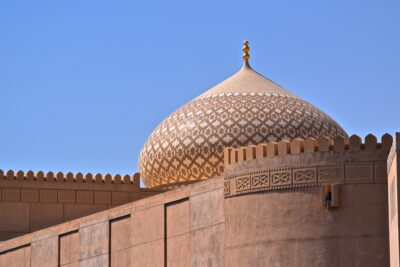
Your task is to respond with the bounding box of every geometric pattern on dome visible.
[139,92,347,188]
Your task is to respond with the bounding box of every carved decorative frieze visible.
[345,162,373,183]
[224,161,387,197]
[270,168,292,188]
[224,181,230,194]
[251,174,270,189]
[293,167,317,185]
[318,164,344,183]
[374,162,387,183]
[236,177,250,191]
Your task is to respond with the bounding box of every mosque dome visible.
[138,42,347,188]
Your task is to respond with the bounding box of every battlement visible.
[0,170,164,240]
[223,134,393,198]
[0,169,140,187]
[224,134,393,166]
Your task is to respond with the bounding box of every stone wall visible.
[0,176,224,266]
[0,170,163,241]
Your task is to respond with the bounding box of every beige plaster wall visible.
[0,174,389,267]
[0,171,163,241]
[224,184,389,267]
[222,136,391,266]
[0,176,225,267]
[0,139,393,266]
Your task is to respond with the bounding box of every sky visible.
[0,1,399,181]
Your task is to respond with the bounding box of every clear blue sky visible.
[1,1,399,179]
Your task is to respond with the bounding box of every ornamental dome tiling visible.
[138,42,347,188]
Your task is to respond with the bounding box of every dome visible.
[139,42,347,188]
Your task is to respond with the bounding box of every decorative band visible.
[224,161,387,198]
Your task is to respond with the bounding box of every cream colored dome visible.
[138,45,347,188]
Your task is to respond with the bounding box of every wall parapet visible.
[224,134,393,166]
[0,170,164,240]
[223,134,393,198]
[0,170,140,191]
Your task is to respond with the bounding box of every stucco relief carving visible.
[224,181,230,194]
[293,167,317,184]
[225,161,387,198]
[270,168,292,187]
[346,162,374,183]
[374,162,387,183]
[318,164,344,183]
[251,174,270,189]
[236,177,250,191]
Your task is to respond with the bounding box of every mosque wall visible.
[223,134,392,267]
[0,171,163,241]
[224,134,392,196]
[0,134,396,267]
[0,176,225,267]
[224,184,388,266]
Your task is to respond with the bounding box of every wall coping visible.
[224,134,393,167]
[0,170,141,191]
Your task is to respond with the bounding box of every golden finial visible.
[242,41,250,61]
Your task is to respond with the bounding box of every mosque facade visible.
[0,42,399,267]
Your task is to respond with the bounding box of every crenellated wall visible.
[0,134,397,266]
[0,170,164,241]
[223,134,392,198]
[222,134,393,266]
[224,134,393,166]
[0,176,224,267]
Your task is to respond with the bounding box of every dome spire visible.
[242,41,252,68]
[242,41,250,61]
